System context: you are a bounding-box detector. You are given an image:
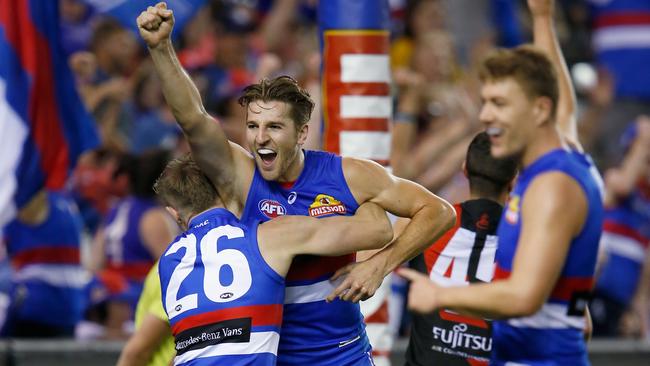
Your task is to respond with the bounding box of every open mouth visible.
[257,148,277,168]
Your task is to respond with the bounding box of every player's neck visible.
[186,205,224,228]
[277,149,305,183]
[521,126,563,168]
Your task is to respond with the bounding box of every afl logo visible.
[259,199,286,218]
[220,292,234,300]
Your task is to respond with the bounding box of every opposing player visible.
[404,132,517,366]
[399,1,604,365]
[154,155,393,365]
[137,3,455,365]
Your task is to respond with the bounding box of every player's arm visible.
[604,117,650,205]
[529,0,579,148]
[400,172,587,318]
[137,3,252,209]
[326,158,456,302]
[116,313,173,366]
[258,202,393,277]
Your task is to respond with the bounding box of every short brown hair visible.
[238,76,315,129]
[479,45,559,119]
[153,155,219,215]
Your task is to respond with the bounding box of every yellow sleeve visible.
[135,262,169,327]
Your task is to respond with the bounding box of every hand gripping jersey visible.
[492,149,604,365]
[103,196,158,282]
[406,199,503,366]
[594,180,650,306]
[242,150,372,366]
[3,191,86,331]
[159,208,284,366]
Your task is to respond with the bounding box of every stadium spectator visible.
[591,116,650,338]
[87,149,176,339]
[2,190,87,338]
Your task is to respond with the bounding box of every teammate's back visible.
[160,208,283,366]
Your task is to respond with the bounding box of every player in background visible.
[1,190,86,338]
[154,155,393,365]
[399,1,604,365]
[137,3,455,365]
[590,116,650,338]
[403,132,517,366]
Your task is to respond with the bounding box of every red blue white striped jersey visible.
[103,196,158,283]
[159,208,284,366]
[3,190,86,328]
[492,149,604,365]
[595,180,650,305]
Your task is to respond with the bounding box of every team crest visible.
[258,199,286,218]
[505,195,520,224]
[308,194,347,217]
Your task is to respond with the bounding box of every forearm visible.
[532,14,577,142]
[372,200,455,276]
[437,280,534,319]
[391,92,420,179]
[116,345,151,366]
[618,142,650,192]
[149,40,207,132]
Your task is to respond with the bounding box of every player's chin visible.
[258,166,281,181]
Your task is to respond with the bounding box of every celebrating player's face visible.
[245,100,306,181]
[479,78,538,160]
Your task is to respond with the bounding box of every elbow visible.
[507,291,544,318]
[176,110,209,133]
[370,216,394,249]
[436,199,457,232]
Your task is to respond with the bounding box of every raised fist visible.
[136,2,174,49]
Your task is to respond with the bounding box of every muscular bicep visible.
[509,173,588,312]
[343,157,437,218]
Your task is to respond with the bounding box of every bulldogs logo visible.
[505,195,520,224]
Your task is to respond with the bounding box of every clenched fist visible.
[136,2,174,49]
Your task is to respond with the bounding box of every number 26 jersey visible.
[158,208,284,366]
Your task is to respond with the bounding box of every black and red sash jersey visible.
[406,199,503,366]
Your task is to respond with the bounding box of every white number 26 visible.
[164,225,252,319]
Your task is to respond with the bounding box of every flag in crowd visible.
[0,0,99,228]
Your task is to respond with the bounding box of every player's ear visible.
[462,160,468,179]
[165,206,180,222]
[532,96,552,126]
[297,122,308,146]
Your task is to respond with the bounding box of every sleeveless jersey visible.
[406,199,502,366]
[595,180,650,305]
[159,208,284,366]
[241,150,372,366]
[3,191,86,328]
[103,196,157,282]
[492,149,604,365]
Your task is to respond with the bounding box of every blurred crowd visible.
[0,0,648,346]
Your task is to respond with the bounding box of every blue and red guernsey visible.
[4,190,86,328]
[242,150,372,366]
[492,149,604,365]
[159,208,284,366]
[595,180,650,305]
[103,197,157,282]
